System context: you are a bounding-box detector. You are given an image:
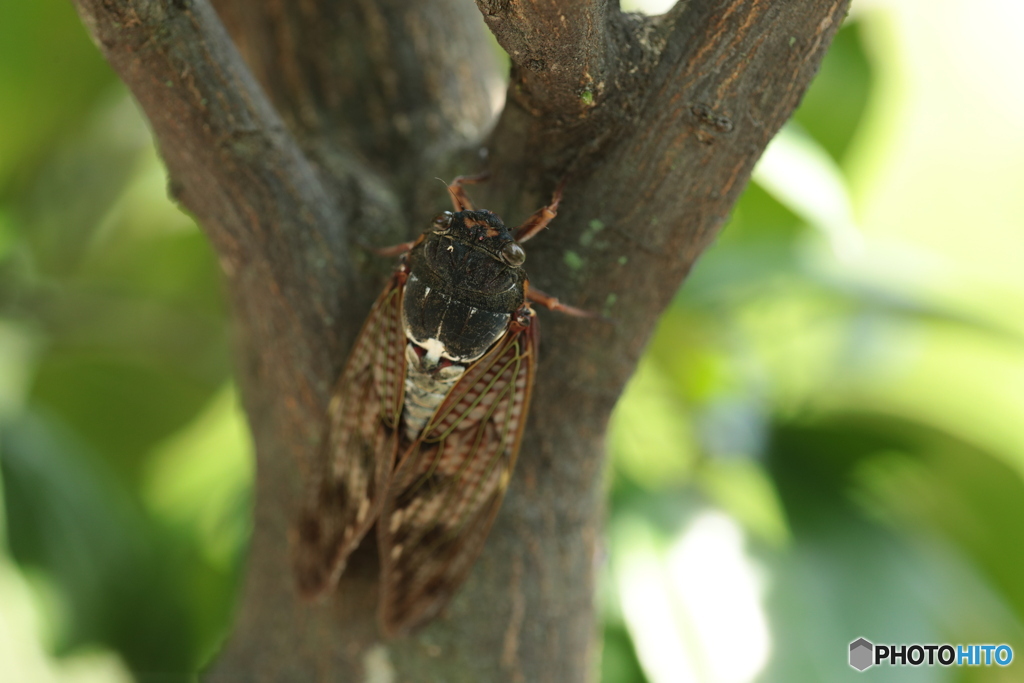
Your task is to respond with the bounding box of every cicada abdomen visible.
[293,176,587,635]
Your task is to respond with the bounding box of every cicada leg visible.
[447,173,490,211]
[513,180,565,244]
[367,229,432,258]
[525,283,594,318]
[370,240,418,258]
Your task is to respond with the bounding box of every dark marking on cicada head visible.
[440,209,521,260]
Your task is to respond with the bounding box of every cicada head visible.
[420,209,527,297]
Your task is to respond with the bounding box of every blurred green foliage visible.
[2,1,1024,682]
[0,2,245,680]
[598,4,1024,682]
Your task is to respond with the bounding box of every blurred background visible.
[2,0,1022,681]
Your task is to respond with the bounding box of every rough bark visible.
[70,0,849,680]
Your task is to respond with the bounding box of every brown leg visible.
[447,172,490,211]
[526,284,594,318]
[370,239,418,258]
[513,180,565,243]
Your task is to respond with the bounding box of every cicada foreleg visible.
[447,173,490,211]
[513,180,565,244]
[371,240,418,258]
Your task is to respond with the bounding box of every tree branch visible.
[70,0,850,680]
[477,0,614,118]
[70,0,376,354]
[211,0,503,216]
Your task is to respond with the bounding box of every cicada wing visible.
[293,274,407,597]
[378,315,539,635]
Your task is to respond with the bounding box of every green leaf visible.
[0,0,115,188]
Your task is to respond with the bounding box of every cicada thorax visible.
[399,209,528,443]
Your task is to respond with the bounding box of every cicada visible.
[292,176,585,635]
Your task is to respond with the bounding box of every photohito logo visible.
[849,638,1013,671]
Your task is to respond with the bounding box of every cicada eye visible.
[500,242,526,266]
[432,211,453,233]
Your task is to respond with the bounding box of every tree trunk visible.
[71,0,848,680]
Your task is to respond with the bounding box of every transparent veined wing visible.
[377,313,538,634]
[293,273,407,597]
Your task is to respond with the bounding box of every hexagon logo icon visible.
[849,638,874,671]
